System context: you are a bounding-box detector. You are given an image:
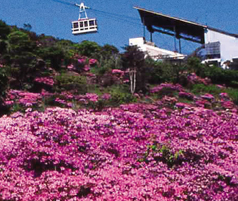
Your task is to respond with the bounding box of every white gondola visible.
[72,18,97,35]
[71,2,98,35]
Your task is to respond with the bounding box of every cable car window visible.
[73,22,79,28]
[84,21,88,27]
[80,22,83,28]
[89,20,94,26]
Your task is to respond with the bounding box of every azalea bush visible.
[0,103,237,200]
[150,83,184,99]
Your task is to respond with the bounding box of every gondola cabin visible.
[72,18,97,35]
[71,2,98,35]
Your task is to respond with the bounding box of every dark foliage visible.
[121,45,150,93]
[0,20,11,40]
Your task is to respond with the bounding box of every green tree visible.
[94,44,121,72]
[36,35,64,70]
[56,39,79,67]
[0,39,9,55]
[77,40,101,57]
[23,23,32,31]
[101,44,119,59]
[121,45,149,94]
[7,30,37,88]
[0,20,11,55]
[0,67,9,108]
[8,31,36,54]
[37,46,64,70]
[0,20,11,40]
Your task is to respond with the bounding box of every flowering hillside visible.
[0,103,238,200]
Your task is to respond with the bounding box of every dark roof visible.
[134,7,238,44]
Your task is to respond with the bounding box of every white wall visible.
[129,37,145,47]
[129,37,185,60]
[205,29,238,61]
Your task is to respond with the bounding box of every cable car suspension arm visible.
[75,2,89,19]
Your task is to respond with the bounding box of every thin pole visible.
[179,38,181,53]
[150,32,153,42]
[173,26,177,52]
[143,17,146,39]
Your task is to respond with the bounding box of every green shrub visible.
[55,73,87,94]
[0,67,8,104]
[157,87,179,98]
[226,88,238,105]
[149,57,238,88]
[146,59,174,84]
[202,65,238,87]
[108,85,137,106]
[146,58,190,85]
[191,84,222,96]
[90,65,109,76]
[186,57,206,77]
[139,143,184,168]
[11,103,25,113]
[230,80,238,88]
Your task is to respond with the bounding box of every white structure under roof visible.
[129,37,185,60]
[204,28,238,61]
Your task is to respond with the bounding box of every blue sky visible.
[1,0,238,54]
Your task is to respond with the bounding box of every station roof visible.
[134,7,238,44]
[134,6,206,44]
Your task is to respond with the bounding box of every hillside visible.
[0,20,238,200]
[1,19,238,114]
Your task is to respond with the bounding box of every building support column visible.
[173,26,177,52]
[143,17,146,39]
[179,38,182,53]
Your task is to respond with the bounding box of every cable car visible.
[71,2,98,35]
